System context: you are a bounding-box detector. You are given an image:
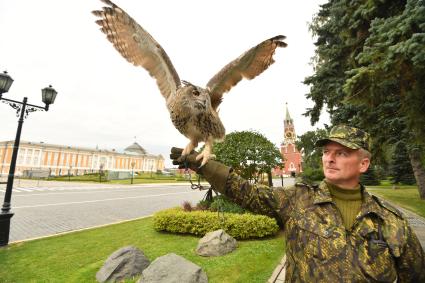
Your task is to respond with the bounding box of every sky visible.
[0,0,329,168]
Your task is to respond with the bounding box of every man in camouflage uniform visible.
[171,124,425,282]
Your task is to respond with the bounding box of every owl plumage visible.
[93,0,287,166]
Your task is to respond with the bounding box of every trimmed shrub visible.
[209,195,247,214]
[153,207,279,239]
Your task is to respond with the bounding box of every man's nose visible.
[324,152,335,163]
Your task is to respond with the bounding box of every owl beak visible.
[194,101,206,110]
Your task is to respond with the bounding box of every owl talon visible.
[196,152,216,167]
[182,141,198,156]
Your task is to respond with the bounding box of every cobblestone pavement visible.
[0,180,205,242]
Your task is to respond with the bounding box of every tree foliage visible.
[305,0,425,197]
[213,131,283,183]
[360,166,381,186]
[296,128,328,182]
[344,0,425,142]
[389,142,416,185]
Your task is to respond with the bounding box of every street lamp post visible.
[131,161,136,184]
[0,71,58,246]
[68,166,72,181]
[99,164,104,183]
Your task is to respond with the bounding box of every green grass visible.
[0,217,284,283]
[367,185,425,218]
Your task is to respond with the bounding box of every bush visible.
[153,207,279,239]
[299,167,324,183]
[209,195,247,214]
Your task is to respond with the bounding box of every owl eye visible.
[192,89,200,96]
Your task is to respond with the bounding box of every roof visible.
[285,103,292,121]
[124,142,147,155]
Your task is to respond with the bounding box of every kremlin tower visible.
[276,103,302,177]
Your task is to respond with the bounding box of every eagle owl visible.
[93,0,287,166]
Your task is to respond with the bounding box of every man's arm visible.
[170,148,291,225]
[202,160,283,219]
[395,221,425,282]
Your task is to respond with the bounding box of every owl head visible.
[178,81,210,111]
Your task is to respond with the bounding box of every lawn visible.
[0,217,284,283]
[367,185,425,218]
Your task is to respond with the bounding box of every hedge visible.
[153,207,279,239]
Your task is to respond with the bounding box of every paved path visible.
[0,180,206,242]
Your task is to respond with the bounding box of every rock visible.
[196,229,237,257]
[138,253,208,283]
[96,246,150,282]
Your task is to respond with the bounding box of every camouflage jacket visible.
[214,172,425,282]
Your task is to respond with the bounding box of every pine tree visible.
[360,165,380,186]
[305,0,425,198]
[389,142,416,185]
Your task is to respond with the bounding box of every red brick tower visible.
[279,103,302,176]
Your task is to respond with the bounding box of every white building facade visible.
[0,141,164,176]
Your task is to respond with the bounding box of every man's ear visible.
[359,158,370,173]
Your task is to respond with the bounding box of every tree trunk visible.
[267,171,273,187]
[408,149,425,199]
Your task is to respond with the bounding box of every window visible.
[33,150,40,166]
[53,152,59,165]
[26,149,33,165]
[17,149,24,165]
[59,153,64,165]
[71,154,76,166]
[66,153,71,166]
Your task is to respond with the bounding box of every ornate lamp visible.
[0,70,58,246]
[41,85,58,110]
[0,71,14,95]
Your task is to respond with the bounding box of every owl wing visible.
[206,35,287,110]
[93,0,181,99]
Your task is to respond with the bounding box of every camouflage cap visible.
[315,125,370,151]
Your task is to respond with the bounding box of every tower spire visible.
[285,102,292,122]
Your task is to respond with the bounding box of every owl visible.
[93,0,287,166]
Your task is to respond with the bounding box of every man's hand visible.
[170,147,231,192]
[170,147,202,172]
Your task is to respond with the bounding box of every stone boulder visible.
[138,253,208,283]
[196,229,237,257]
[96,246,150,282]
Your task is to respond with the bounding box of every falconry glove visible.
[170,147,231,192]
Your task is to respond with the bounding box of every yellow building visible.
[0,140,164,177]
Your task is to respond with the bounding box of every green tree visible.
[213,131,283,185]
[295,128,328,182]
[389,142,416,185]
[360,165,380,186]
[305,0,425,198]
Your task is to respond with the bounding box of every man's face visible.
[322,141,370,188]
